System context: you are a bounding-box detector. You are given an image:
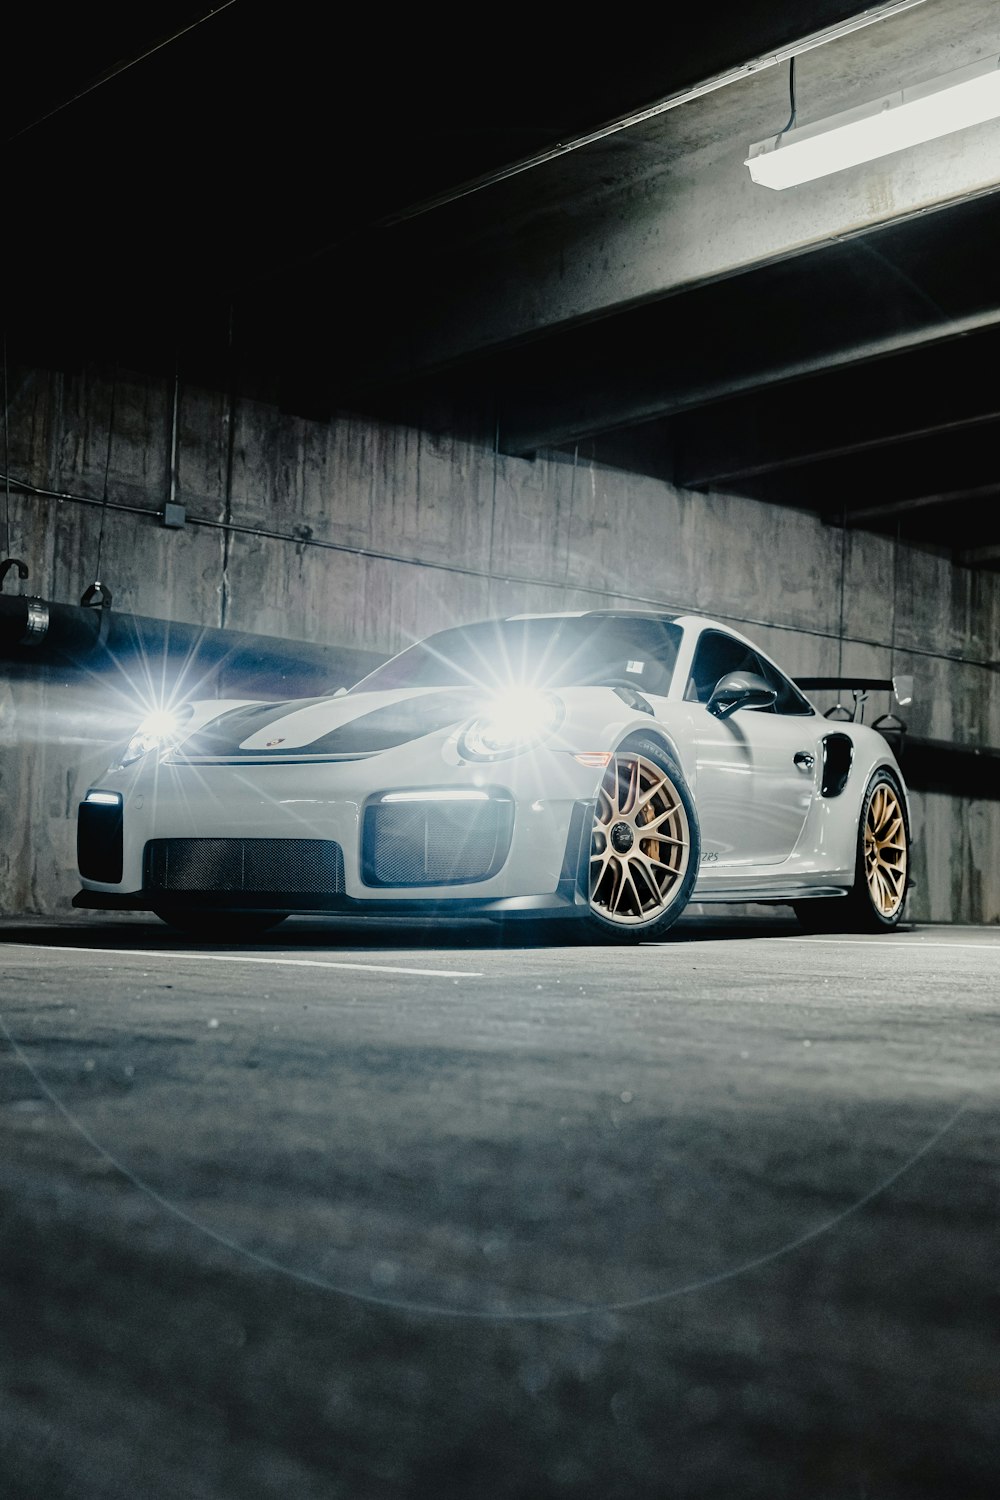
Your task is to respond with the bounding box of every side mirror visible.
[707,671,777,720]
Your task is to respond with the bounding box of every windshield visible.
[349,615,682,696]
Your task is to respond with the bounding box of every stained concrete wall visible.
[2,361,998,921]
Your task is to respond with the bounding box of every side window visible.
[753,655,815,716]
[685,632,766,704]
[686,631,816,716]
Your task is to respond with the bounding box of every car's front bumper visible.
[75,741,602,919]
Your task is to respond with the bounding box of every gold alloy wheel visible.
[863,780,908,918]
[590,752,691,925]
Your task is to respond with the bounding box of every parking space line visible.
[643,937,1000,951]
[779,937,1000,951]
[2,942,483,979]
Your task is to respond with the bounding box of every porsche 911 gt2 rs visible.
[75,610,911,942]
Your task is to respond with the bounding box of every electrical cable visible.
[486,410,500,614]
[220,304,237,632]
[0,465,991,675]
[245,0,926,289]
[2,334,10,559]
[781,56,798,135]
[6,3,239,145]
[561,444,579,589]
[890,518,901,679]
[95,366,117,585]
[837,500,848,686]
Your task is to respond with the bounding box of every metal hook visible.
[80,578,113,648]
[872,712,907,763]
[0,557,29,592]
[81,579,113,610]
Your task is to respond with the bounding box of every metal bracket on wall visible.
[80,579,113,648]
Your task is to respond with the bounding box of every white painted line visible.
[3,943,483,979]
[784,937,1000,951]
[644,936,1000,951]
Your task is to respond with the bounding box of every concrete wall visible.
[2,361,998,921]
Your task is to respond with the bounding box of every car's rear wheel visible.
[584,740,700,943]
[152,908,290,939]
[794,768,909,933]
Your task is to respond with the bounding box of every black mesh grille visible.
[145,838,345,894]
[363,799,513,887]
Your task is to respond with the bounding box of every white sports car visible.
[75,610,911,942]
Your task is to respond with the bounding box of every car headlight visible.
[115,705,194,769]
[459,689,564,760]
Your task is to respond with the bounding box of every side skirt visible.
[692,882,851,903]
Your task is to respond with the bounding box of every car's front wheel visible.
[583,740,700,943]
[794,768,909,933]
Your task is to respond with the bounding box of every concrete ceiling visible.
[7,0,1000,567]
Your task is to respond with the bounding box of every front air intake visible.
[362,795,514,887]
[78,796,124,883]
[145,838,345,895]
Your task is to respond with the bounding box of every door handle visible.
[794,751,815,772]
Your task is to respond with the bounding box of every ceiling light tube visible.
[746,56,1000,190]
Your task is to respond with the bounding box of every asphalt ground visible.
[0,911,997,1499]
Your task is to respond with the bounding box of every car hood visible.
[168,687,488,761]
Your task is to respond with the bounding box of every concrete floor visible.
[0,911,997,1499]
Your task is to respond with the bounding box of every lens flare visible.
[460,688,563,760]
[118,704,193,769]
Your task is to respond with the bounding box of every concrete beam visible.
[497,290,1000,457]
[719,415,1000,512]
[958,541,1000,566]
[674,333,1000,485]
[836,482,1000,524]
[348,108,1000,393]
[821,486,1000,528]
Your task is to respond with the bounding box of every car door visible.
[680,631,820,866]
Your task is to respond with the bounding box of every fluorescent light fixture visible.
[746,56,1000,190]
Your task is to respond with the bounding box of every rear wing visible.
[794,674,913,731]
[796,675,1000,799]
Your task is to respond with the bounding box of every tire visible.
[152,908,290,939]
[582,739,700,943]
[794,768,909,934]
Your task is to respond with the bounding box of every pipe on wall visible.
[0,594,381,698]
